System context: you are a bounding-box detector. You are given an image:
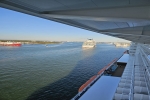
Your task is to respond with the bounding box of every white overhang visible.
[117,54,129,64]
[79,76,121,100]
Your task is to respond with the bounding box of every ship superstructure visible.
[82,39,96,48]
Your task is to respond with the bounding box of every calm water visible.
[0,42,127,100]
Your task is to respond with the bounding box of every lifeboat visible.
[78,75,97,92]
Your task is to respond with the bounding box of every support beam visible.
[42,6,150,22]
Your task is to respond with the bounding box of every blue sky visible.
[0,7,129,42]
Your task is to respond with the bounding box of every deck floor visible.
[112,65,125,77]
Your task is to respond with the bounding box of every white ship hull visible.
[82,45,95,48]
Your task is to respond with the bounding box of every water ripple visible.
[0,43,127,100]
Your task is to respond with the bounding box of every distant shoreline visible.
[0,40,62,44]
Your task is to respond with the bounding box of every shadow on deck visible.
[112,65,125,77]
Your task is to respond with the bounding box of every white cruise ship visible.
[82,39,96,48]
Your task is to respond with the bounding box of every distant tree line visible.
[0,40,61,44]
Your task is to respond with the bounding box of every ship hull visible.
[3,43,21,46]
[0,42,22,47]
[82,45,95,48]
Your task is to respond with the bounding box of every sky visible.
[0,7,129,42]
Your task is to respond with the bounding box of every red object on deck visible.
[78,75,97,92]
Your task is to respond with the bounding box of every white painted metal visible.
[79,76,120,100]
[117,54,129,63]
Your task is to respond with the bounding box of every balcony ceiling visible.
[1,0,150,43]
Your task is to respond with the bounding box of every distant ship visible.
[114,43,130,47]
[45,44,48,47]
[82,39,96,48]
[0,42,22,46]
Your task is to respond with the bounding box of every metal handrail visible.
[139,45,150,95]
